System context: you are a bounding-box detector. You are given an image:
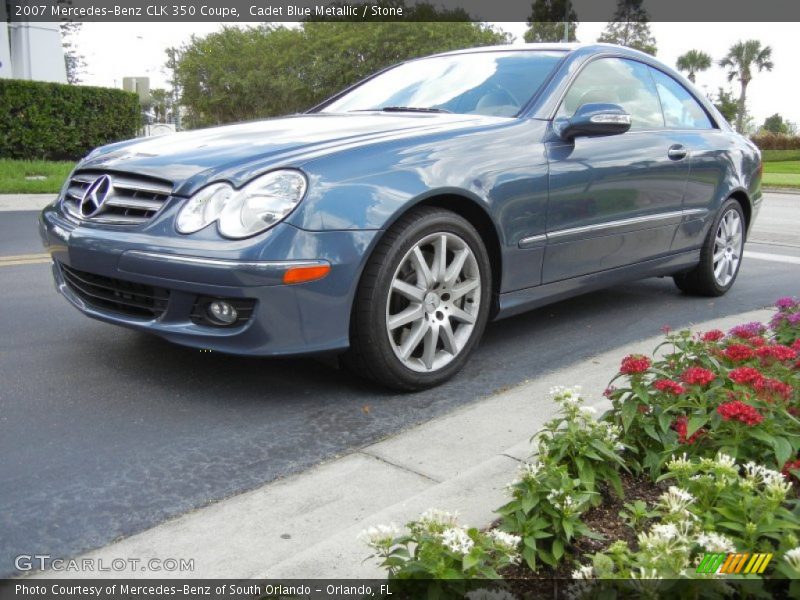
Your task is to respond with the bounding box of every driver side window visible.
[558,58,664,130]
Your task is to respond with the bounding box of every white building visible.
[0,21,67,83]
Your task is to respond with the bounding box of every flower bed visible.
[361,297,800,594]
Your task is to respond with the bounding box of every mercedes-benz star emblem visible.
[79,175,113,217]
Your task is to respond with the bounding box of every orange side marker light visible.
[283,264,331,285]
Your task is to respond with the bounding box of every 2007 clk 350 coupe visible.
[40,43,761,390]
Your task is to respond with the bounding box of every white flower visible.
[507,461,542,488]
[358,522,400,548]
[666,452,692,473]
[696,531,737,554]
[714,453,736,471]
[571,564,594,579]
[418,508,459,531]
[580,406,597,416]
[488,529,521,552]
[785,547,800,571]
[440,527,474,555]
[658,486,695,515]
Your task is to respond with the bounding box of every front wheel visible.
[344,207,492,391]
[674,199,745,296]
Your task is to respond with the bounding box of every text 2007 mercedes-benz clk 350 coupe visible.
[39,43,761,390]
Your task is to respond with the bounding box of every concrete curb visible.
[0,194,56,212]
[29,307,775,580]
[762,187,800,196]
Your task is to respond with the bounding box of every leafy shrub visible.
[360,509,520,581]
[497,388,611,570]
[751,133,800,150]
[603,299,800,477]
[0,79,139,161]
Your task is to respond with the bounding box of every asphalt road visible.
[1,193,798,575]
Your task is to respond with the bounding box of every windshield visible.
[320,50,565,118]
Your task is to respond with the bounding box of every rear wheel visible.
[345,207,491,391]
[674,198,745,296]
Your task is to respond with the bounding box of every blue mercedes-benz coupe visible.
[39,43,761,390]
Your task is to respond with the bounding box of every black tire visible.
[674,198,745,297]
[343,206,492,391]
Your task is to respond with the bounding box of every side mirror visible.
[554,103,632,142]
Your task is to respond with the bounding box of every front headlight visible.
[176,170,307,238]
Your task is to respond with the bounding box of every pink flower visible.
[620,354,651,375]
[654,379,685,395]
[681,367,716,387]
[728,366,765,387]
[717,400,763,425]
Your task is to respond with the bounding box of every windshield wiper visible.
[352,106,451,114]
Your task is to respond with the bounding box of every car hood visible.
[77,112,513,195]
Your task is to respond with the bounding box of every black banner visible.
[2,0,800,23]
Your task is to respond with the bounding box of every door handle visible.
[668,144,688,160]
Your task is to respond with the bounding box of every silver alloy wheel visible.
[712,209,743,287]
[385,232,481,373]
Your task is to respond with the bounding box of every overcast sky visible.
[73,21,800,126]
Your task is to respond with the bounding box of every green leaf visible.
[621,399,637,432]
[522,545,538,570]
[772,436,793,466]
[462,552,479,572]
[686,414,708,438]
[552,538,564,562]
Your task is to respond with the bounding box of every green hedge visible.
[0,79,139,161]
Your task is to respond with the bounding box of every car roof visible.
[431,42,654,61]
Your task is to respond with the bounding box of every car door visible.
[543,57,690,284]
[646,66,728,254]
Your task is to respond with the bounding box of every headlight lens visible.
[176,170,307,238]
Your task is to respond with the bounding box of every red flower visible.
[717,400,763,425]
[603,386,616,399]
[673,415,704,444]
[728,366,765,387]
[620,354,651,375]
[701,330,725,343]
[661,325,672,335]
[654,379,685,395]
[782,459,800,481]
[754,378,794,402]
[723,344,755,362]
[756,345,797,362]
[792,340,800,352]
[681,367,716,387]
[749,337,766,348]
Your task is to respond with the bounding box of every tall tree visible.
[597,0,657,56]
[719,40,774,134]
[523,0,578,43]
[762,113,789,135]
[713,88,739,125]
[676,49,711,83]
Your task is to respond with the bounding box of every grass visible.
[763,159,800,188]
[0,159,74,194]
[762,149,800,162]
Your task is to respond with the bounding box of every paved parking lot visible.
[1,192,798,575]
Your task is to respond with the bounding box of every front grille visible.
[62,171,173,225]
[60,263,170,319]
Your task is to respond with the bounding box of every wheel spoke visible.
[392,279,426,303]
[410,247,434,289]
[443,248,468,286]
[450,278,479,301]
[713,248,726,263]
[440,319,458,354]
[714,256,727,282]
[388,303,424,330]
[399,320,428,360]
[450,305,476,324]
[421,323,439,370]
[432,234,448,282]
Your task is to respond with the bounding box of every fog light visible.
[207,300,238,325]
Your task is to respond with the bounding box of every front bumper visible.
[39,204,379,356]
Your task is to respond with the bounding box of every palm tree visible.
[719,40,774,133]
[676,50,711,84]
